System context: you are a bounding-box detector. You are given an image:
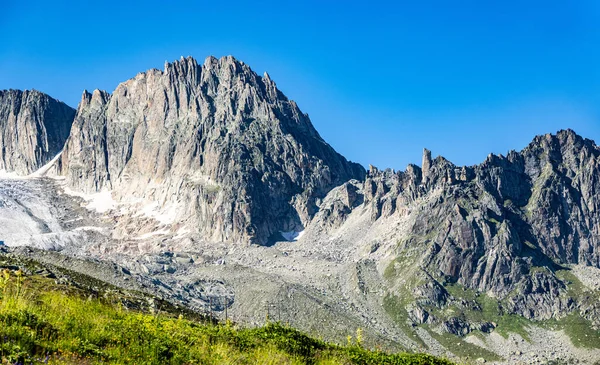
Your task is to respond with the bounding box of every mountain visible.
[297,128,600,353]
[1,57,600,363]
[56,56,364,245]
[339,129,600,318]
[0,89,75,175]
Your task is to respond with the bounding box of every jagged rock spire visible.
[421,148,432,184]
[58,56,365,245]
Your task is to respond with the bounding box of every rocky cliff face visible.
[333,129,600,328]
[0,90,75,175]
[58,56,365,245]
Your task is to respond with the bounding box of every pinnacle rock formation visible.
[0,90,75,175]
[58,56,365,245]
[347,129,600,325]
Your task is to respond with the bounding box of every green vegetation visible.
[425,330,502,362]
[383,257,417,281]
[486,218,500,225]
[0,268,454,365]
[541,313,600,349]
[443,283,531,341]
[441,280,600,348]
[552,269,600,349]
[382,295,427,349]
[555,269,588,297]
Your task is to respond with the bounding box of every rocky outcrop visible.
[0,90,75,175]
[310,180,363,230]
[58,56,365,245]
[358,129,600,322]
[504,271,575,320]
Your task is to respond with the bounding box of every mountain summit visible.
[57,56,365,244]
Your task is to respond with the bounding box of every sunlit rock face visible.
[351,129,600,322]
[58,56,365,245]
[0,89,75,175]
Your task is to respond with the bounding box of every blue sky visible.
[1,0,599,170]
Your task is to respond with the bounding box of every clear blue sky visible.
[1,0,599,170]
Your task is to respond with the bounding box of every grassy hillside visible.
[0,268,454,365]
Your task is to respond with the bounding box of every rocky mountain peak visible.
[57,55,365,245]
[0,89,75,175]
[345,129,600,309]
[162,56,200,85]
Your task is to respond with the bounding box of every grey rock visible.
[311,180,364,230]
[0,89,75,175]
[366,129,600,321]
[412,275,450,307]
[440,317,472,336]
[406,303,431,324]
[58,56,364,245]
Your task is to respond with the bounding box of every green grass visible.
[555,269,588,297]
[0,269,454,365]
[441,284,532,341]
[383,256,418,281]
[382,295,428,349]
[541,313,600,349]
[383,292,502,362]
[441,279,600,348]
[426,329,502,362]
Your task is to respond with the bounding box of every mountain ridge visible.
[1,57,600,363]
[323,128,600,330]
[55,55,365,245]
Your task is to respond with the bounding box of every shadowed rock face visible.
[355,129,600,321]
[0,90,75,175]
[58,56,365,245]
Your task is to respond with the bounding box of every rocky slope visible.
[305,129,600,340]
[0,89,75,175]
[56,56,364,245]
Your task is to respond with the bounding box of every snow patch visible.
[72,226,106,233]
[280,230,304,241]
[86,191,116,213]
[63,188,116,213]
[0,152,62,180]
[29,152,62,178]
[0,170,22,179]
[135,202,177,225]
[134,228,170,240]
